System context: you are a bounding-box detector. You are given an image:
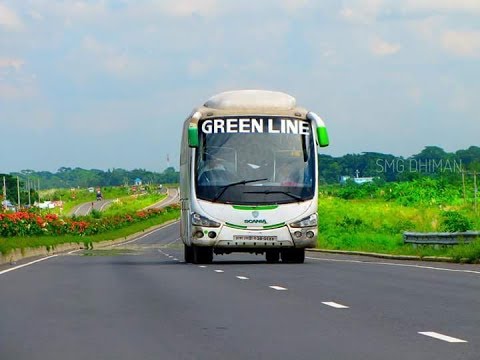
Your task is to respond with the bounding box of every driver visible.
[198,157,235,185]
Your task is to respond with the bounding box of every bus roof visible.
[204,90,296,111]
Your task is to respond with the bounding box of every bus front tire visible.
[184,244,194,263]
[265,250,280,263]
[193,245,213,264]
[281,248,305,264]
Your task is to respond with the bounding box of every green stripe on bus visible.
[226,222,248,229]
[232,205,278,210]
[263,223,285,230]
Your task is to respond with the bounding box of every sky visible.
[0,0,479,173]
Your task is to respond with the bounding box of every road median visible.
[0,218,179,266]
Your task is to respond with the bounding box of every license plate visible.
[233,235,277,241]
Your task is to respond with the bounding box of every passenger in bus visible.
[277,162,300,186]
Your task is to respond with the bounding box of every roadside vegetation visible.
[0,205,180,256]
[101,193,167,216]
[318,178,480,263]
[42,186,131,214]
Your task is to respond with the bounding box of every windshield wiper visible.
[213,178,268,202]
[243,190,303,201]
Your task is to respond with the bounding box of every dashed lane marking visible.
[418,332,467,343]
[322,301,349,309]
[236,276,249,280]
[269,286,288,291]
[214,270,224,273]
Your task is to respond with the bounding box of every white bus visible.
[180,90,329,264]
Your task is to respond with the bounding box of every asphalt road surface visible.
[70,188,179,216]
[1,222,479,360]
[70,198,113,216]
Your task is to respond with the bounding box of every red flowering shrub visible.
[0,206,177,238]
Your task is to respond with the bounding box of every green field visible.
[318,180,480,262]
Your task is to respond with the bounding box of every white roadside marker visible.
[322,302,349,309]
[418,332,467,343]
[269,286,288,291]
[236,276,249,280]
[214,270,224,273]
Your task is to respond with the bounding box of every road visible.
[144,187,179,210]
[70,188,179,216]
[70,198,113,216]
[0,223,479,360]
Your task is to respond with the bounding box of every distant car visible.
[88,187,95,193]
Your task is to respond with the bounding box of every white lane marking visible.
[199,265,207,268]
[322,301,349,309]
[269,286,288,291]
[165,237,181,246]
[2,221,180,276]
[99,200,112,211]
[110,221,179,248]
[306,256,480,275]
[236,276,249,280]
[67,249,81,255]
[73,202,91,216]
[214,270,224,273]
[418,332,467,343]
[144,188,179,210]
[0,255,58,276]
[172,258,178,261]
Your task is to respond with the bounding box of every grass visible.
[40,187,131,214]
[318,194,480,262]
[38,186,167,215]
[0,209,180,256]
[102,193,167,216]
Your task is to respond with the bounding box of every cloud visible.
[83,36,127,73]
[0,57,25,71]
[441,30,480,58]
[153,0,223,17]
[280,0,311,12]
[340,0,384,24]
[403,0,480,14]
[0,3,23,30]
[370,37,401,56]
[0,82,35,99]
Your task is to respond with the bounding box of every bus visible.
[180,90,329,264]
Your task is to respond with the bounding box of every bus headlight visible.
[290,213,317,228]
[191,213,220,228]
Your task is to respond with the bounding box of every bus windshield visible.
[195,117,315,205]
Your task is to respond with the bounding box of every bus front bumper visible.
[191,225,317,249]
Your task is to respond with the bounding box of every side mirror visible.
[317,127,329,147]
[188,125,199,147]
[307,112,329,148]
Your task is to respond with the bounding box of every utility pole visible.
[474,171,478,214]
[17,176,21,208]
[2,176,6,209]
[462,170,467,204]
[27,179,31,206]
